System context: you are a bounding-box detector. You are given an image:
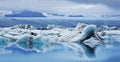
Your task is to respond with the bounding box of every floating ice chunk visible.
[11,24,37,30]
[74,23,87,31]
[16,34,52,52]
[46,24,66,30]
[71,25,97,43]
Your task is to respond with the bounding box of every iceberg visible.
[0,23,120,59]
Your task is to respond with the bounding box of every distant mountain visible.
[51,13,64,16]
[110,15,120,17]
[101,15,120,17]
[101,15,110,17]
[0,10,13,17]
[5,10,46,17]
[68,15,84,17]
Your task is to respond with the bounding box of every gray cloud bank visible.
[68,0,120,10]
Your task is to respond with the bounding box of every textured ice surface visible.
[0,23,120,62]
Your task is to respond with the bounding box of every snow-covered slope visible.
[42,13,65,17]
[0,10,13,17]
[5,10,46,17]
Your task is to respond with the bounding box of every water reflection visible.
[0,34,120,62]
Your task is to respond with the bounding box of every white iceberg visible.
[0,23,120,59]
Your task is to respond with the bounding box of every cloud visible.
[67,0,120,10]
[0,0,71,10]
[0,0,120,16]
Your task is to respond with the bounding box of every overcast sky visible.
[0,0,120,16]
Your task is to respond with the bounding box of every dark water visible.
[0,17,120,28]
